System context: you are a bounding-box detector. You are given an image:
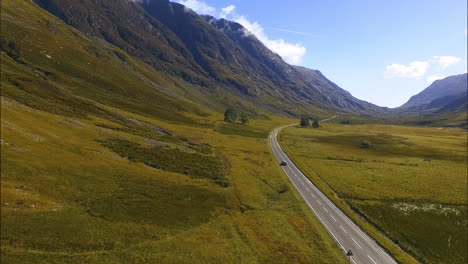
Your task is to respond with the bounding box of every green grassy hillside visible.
[280,124,467,264]
[0,1,350,263]
[0,96,350,264]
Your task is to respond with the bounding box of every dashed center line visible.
[351,237,362,249]
[368,255,378,264]
[317,200,322,205]
[323,207,328,213]
[330,215,337,222]
[340,225,347,233]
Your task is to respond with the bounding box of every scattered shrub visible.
[312,120,320,128]
[240,113,249,124]
[360,140,374,149]
[299,117,310,127]
[224,108,238,123]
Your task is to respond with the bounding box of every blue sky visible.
[177,0,467,107]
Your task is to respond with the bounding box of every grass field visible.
[0,96,355,264]
[280,124,467,264]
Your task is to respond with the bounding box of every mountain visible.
[395,73,467,128]
[203,15,385,114]
[31,0,385,117]
[400,73,467,109]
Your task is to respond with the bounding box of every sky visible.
[176,0,467,107]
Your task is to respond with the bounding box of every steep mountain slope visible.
[400,73,467,109]
[32,0,210,86]
[427,90,467,112]
[1,0,216,126]
[292,66,385,113]
[395,73,467,128]
[205,15,386,114]
[32,0,385,117]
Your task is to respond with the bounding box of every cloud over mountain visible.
[176,0,307,65]
[385,56,463,80]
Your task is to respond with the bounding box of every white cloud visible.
[385,61,429,79]
[176,0,307,65]
[177,0,216,16]
[234,16,306,65]
[385,55,464,80]
[220,5,235,18]
[432,56,462,68]
[426,75,446,84]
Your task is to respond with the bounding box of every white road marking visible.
[368,255,377,264]
[286,173,346,252]
[351,237,362,249]
[340,225,347,233]
[270,127,397,264]
[323,207,328,213]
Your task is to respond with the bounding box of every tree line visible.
[299,117,319,128]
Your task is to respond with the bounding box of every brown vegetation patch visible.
[1,182,62,212]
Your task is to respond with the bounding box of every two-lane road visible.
[270,126,397,264]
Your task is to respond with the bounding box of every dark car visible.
[280,161,288,166]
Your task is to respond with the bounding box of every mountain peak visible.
[400,73,468,109]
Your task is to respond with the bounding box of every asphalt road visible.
[270,126,398,264]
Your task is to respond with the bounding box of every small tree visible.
[224,108,238,123]
[300,118,310,127]
[360,140,374,149]
[240,113,249,124]
[312,119,320,128]
[340,120,350,125]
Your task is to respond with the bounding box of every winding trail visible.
[320,115,337,123]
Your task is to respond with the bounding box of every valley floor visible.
[279,124,468,264]
[1,97,349,264]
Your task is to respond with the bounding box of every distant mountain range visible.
[400,73,467,110]
[396,73,467,128]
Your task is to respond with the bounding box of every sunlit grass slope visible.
[1,0,349,263]
[0,97,348,264]
[280,124,467,264]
